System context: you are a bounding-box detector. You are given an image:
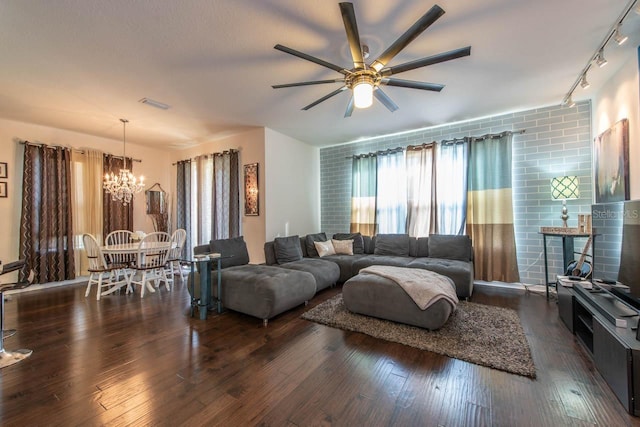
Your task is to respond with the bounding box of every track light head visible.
[580,74,590,89]
[614,24,628,45]
[595,49,608,67]
[563,96,576,108]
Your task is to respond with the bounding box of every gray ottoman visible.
[342,270,456,330]
[219,265,316,325]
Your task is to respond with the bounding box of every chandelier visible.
[103,118,144,205]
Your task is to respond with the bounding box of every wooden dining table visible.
[101,241,175,295]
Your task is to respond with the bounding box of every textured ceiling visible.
[0,0,638,148]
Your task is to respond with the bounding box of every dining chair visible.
[128,232,172,298]
[165,229,187,284]
[83,234,129,300]
[105,229,135,264]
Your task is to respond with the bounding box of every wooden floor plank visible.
[1,280,639,426]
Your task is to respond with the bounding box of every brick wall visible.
[320,101,593,285]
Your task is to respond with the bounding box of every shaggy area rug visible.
[302,294,536,378]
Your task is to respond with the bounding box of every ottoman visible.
[342,267,458,330]
[190,264,316,325]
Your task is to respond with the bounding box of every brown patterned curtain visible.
[212,150,239,239]
[20,143,75,283]
[103,154,133,237]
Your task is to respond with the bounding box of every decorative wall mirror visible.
[145,183,166,215]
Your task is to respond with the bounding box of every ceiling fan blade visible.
[344,95,355,117]
[382,78,444,92]
[272,79,344,89]
[374,88,399,112]
[370,5,445,72]
[339,2,365,70]
[274,44,349,75]
[302,87,348,110]
[381,46,471,76]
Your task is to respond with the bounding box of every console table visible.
[540,230,592,299]
[557,280,640,415]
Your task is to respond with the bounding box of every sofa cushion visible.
[333,232,364,254]
[332,239,354,255]
[374,234,410,257]
[428,234,472,262]
[352,255,414,273]
[210,236,250,268]
[274,235,303,264]
[305,232,328,257]
[416,237,429,257]
[314,240,336,257]
[193,243,211,256]
[279,258,340,291]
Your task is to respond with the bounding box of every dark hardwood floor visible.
[1,279,638,426]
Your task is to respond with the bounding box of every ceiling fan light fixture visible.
[353,77,374,109]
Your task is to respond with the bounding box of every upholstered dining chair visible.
[128,232,172,298]
[165,229,187,284]
[83,234,129,300]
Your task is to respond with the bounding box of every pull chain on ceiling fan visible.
[272,2,471,117]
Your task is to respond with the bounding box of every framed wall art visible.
[244,163,259,216]
[0,182,6,198]
[0,162,7,179]
[594,118,629,203]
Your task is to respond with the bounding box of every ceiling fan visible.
[272,2,471,117]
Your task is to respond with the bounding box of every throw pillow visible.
[332,232,364,254]
[274,235,303,264]
[314,240,336,257]
[305,232,328,257]
[210,236,250,269]
[428,234,472,261]
[332,239,354,255]
[374,234,410,256]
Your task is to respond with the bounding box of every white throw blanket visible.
[359,266,459,310]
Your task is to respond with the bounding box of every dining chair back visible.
[129,232,172,297]
[83,233,129,300]
[105,230,135,266]
[166,229,188,283]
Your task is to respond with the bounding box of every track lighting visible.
[614,24,628,45]
[580,74,590,89]
[595,49,608,67]
[564,96,576,108]
[561,0,635,108]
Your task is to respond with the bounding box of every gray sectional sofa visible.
[190,232,473,325]
[265,232,474,299]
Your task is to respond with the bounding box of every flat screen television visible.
[591,200,640,309]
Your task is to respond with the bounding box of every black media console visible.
[557,280,640,415]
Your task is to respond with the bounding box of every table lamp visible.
[551,175,580,228]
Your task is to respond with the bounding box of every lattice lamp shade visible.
[551,175,580,227]
[551,176,580,200]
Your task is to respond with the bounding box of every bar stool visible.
[0,259,35,369]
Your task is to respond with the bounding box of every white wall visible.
[168,127,267,264]
[264,128,320,241]
[0,118,170,266]
[593,48,640,199]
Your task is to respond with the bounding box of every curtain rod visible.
[345,147,404,160]
[18,140,142,162]
[346,129,526,158]
[172,148,238,165]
